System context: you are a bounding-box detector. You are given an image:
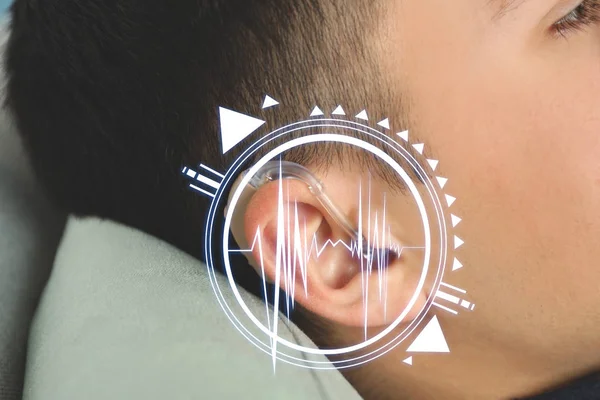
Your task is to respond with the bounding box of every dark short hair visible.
[5,0,395,264]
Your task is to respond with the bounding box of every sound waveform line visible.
[228,177,425,370]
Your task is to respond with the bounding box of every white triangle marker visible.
[377,118,390,129]
[332,105,346,115]
[413,143,425,154]
[446,194,456,207]
[451,214,462,227]
[452,258,463,271]
[262,95,279,109]
[437,177,448,189]
[355,110,369,120]
[396,130,409,141]
[403,356,413,366]
[428,159,439,171]
[310,106,324,117]
[454,236,464,249]
[219,107,266,154]
[407,316,450,353]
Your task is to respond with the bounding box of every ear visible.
[230,171,428,329]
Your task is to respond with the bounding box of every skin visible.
[374,0,600,398]
[232,0,600,398]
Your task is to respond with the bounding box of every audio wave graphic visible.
[187,98,477,369]
[229,175,425,368]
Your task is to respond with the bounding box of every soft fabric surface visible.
[0,19,67,400]
[0,13,359,399]
[24,217,362,400]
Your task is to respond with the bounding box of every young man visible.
[5,0,600,399]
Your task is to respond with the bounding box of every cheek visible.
[382,0,600,348]
[406,41,600,227]
[404,46,600,297]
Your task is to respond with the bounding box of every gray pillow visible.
[0,19,67,400]
[24,217,362,400]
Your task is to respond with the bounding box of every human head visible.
[4,0,390,259]
[6,0,600,398]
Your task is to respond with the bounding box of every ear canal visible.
[318,243,362,290]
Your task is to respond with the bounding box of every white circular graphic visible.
[202,117,452,369]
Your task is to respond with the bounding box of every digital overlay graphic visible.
[181,95,475,370]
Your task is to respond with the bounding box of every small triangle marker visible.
[451,214,462,227]
[310,106,324,117]
[452,258,463,271]
[262,95,279,109]
[403,356,413,366]
[454,236,464,249]
[219,107,266,154]
[332,105,346,115]
[413,143,425,154]
[377,118,390,130]
[437,177,448,189]
[407,316,450,353]
[396,130,409,141]
[355,110,369,121]
[446,194,456,207]
[428,159,439,171]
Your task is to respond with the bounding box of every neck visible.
[335,314,597,400]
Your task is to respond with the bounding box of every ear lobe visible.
[240,176,429,330]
